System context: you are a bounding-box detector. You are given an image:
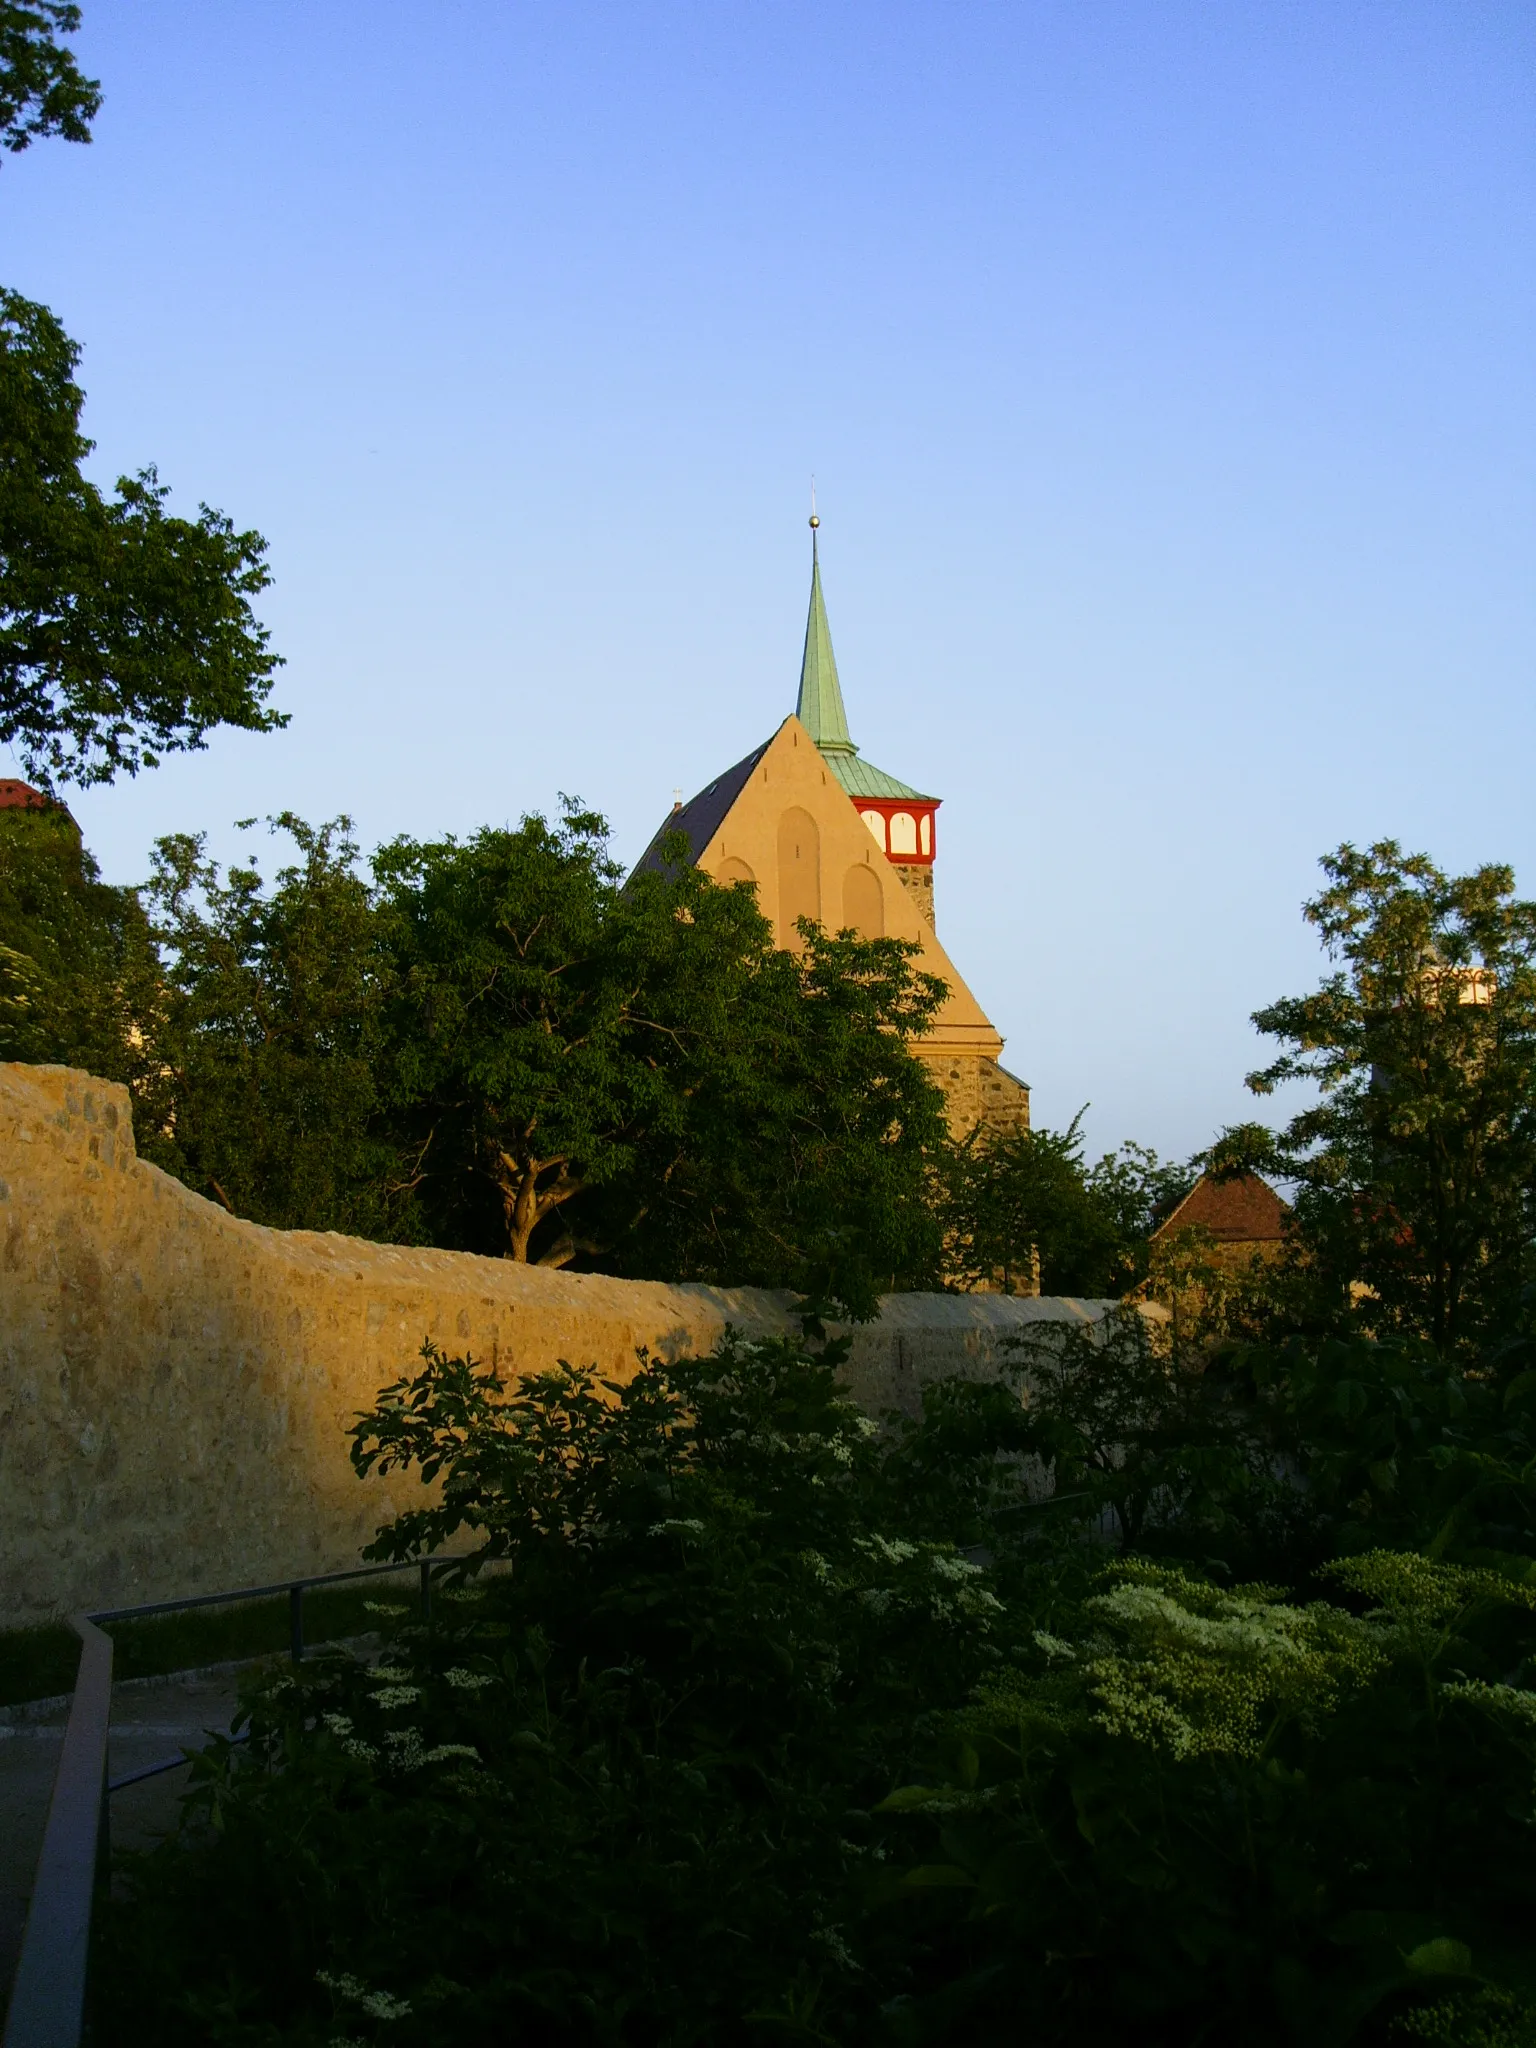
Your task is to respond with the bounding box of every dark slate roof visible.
[627,735,774,884]
[1152,1172,1290,1244]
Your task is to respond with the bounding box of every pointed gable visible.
[1153,1173,1290,1245]
[652,715,1001,1057]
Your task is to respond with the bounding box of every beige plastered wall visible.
[0,1064,1109,1627]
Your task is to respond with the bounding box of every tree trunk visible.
[495,1147,583,1262]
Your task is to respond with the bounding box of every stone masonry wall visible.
[0,1063,1106,1627]
[919,1052,1032,1141]
[893,862,935,928]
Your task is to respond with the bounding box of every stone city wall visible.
[0,1063,1109,1627]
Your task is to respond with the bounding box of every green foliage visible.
[0,289,285,787]
[941,1110,1193,1297]
[104,1306,1536,2045]
[0,2,99,157]
[1013,1297,1536,1579]
[1233,842,1536,1352]
[1394,1988,1536,2048]
[878,1549,1536,2047]
[0,795,950,1306]
[135,815,398,1235]
[373,803,631,1261]
[1009,1307,1278,1556]
[105,1333,1015,2044]
[0,796,156,1077]
[375,809,949,1309]
[595,888,951,1314]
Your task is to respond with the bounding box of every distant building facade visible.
[633,524,1029,1136]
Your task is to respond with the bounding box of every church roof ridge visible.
[627,733,774,884]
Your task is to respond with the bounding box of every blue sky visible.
[4,1,1531,1161]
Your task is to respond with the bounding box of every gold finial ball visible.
[809,513,820,529]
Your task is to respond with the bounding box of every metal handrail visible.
[1,1617,111,2048]
[2,1552,471,2048]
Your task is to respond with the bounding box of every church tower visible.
[795,519,940,927]
[630,517,1030,1139]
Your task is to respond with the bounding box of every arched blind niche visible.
[842,862,884,939]
[715,856,756,890]
[777,806,821,947]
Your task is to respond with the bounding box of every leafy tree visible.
[0,3,99,158]
[942,1113,1193,1297]
[1229,843,1536,1352]
[0,291,286,787]
[374,803,670,1265]
[376,810,950,1311]
[1007,1306,1288,1558]
[596,867,951,1312]
[1085,1137,1198,1270]
[0,788,154,1075]
[137,815,396,1235]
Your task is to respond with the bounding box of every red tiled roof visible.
[1153,1172,1289,1244]
[0,780,49,811]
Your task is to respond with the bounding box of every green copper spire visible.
[796,520,856,755]
[793,511,937,804]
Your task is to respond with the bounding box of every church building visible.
[633,520,1030,1136]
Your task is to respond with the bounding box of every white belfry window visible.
[919,813,931,855]
[860,809,886,848]
[889,811,918,855]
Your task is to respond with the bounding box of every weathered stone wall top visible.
[0,1063,1109,1626]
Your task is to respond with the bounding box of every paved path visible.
[0,1669,247,2010]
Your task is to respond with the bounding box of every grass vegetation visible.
[0,1584,408,1708]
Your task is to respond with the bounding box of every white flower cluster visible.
[1080,1566,1384,1760]
[850,1538,1003,1628]
[320,1711,379,1761]
[929,1553,985,1583]
[811,1923,858,1970]
[1089,1581,1311,1663]
[382,1727,427,1771]
[443,1666,496,1692]
[648,1517,706,1538]
[1443,1678,1536,1727]
[1325,1550,1536,1628]
[370,1686,422,1710]
[316,1969,412,2020]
